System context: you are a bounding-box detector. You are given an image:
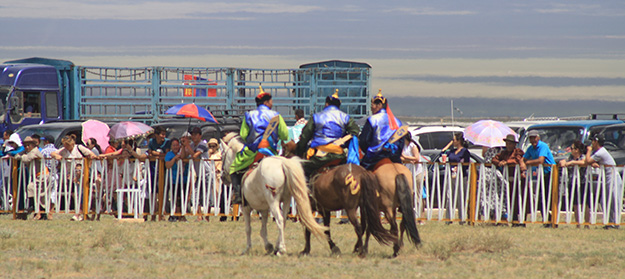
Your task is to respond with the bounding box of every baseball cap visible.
[591,134,605,145]
[527,130,539,137]
[189,127,202,135]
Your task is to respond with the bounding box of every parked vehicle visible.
[0,58,371,135]
[14,121,86,147]
[520,120,624,161]
[410,125,465,150]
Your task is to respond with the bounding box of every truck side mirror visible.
[9,96,20,113]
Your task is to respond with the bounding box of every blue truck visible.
[0,57,372,134]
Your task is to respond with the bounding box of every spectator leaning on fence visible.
[1,132,24,157]
[39,135,57,220]
[14,136,47,220]
[559,140,589,229]
[492,134,526,226]
[165,138,189,222]
[51,134,97,221]
[585,134,622,229]
[401,134,426,225]
[189,126,211,222]
[522,130,556,227]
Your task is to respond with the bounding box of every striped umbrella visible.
[165,103,218,123]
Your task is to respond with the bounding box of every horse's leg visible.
[269,200,286,256]
[347,207,365,257]
[322,210,341,256]
[259,209,273,254]
[384,206,401,258]
[242,205,253,255]
[300,228,312,256]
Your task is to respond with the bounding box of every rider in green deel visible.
[229,86,289,204]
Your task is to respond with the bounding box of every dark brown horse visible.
[365,160,421,257]
[300,163,397,258]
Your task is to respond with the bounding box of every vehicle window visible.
[23,91,40,117]
[521,127,583,156]
[429,132,455,150]
[600,127,625,150]
[45,92,59,118]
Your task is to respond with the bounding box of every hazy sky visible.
[1,0,624,101]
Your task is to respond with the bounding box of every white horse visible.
[222,133,327,256]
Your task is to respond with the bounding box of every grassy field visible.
[1,213,624,278]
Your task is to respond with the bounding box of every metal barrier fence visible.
[411,161,624,226]
[2,156,623,227]
[0,157,229,220]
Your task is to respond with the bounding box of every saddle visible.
[372,158,393,173]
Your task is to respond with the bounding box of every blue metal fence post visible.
[226,68,235,110]
[309,69,317,114]
[71,67,81,120]
[151,67,161,123]
[366,68,371,116]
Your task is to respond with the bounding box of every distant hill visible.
[387,96,625,118]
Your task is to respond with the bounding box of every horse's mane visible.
[222,132,244,152]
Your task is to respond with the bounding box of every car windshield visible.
[521,127,583,157]
[15,126,64,143]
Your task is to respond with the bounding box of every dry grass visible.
[1,214,624,278]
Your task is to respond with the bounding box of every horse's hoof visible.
[241,248,250,256]
[358,251,367,259]
[265,243,274,254]
[274,250,285,257]
[299,251,310,257]
[331,246,341,256]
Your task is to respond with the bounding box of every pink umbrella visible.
[108,121,154,140]
[463,120,516,148]
[82,120,110,151]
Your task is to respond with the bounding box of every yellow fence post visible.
[469,163,478,226]
[83,158,91,219]
[550,164,559,228]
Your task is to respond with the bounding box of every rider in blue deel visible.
[359,90,404,170]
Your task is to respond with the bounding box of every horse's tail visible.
[396,173,421,246]
[281,157,328,240]
[359,168,397,246]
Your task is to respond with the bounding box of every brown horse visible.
[365,160,421,257]
[300,163,397,258]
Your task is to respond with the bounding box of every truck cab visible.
[0,62,64,133]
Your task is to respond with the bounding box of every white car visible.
[410,125,465,150]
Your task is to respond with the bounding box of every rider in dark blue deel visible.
[359,90,404,170]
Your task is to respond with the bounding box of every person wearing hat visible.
[585,134,622,229]
[522,130,556,227]
[0,132,24,157]
[358,89,404,170]
[229,85,289,205]
[492,134,527,226]
[293,89,360,177]
[14,136,47,220]
[207,138,222,177]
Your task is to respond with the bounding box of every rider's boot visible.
[231,171,244,205]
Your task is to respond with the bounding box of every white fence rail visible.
[2,156,623,226]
